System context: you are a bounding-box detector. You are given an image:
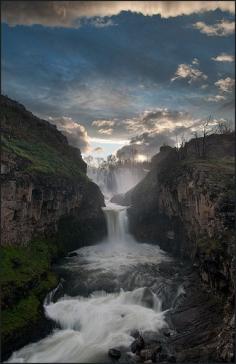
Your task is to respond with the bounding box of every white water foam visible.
[8,288,167,363]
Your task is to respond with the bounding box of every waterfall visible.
[6,178,180,364]
[102,203,128,244]
[87,165,147,198]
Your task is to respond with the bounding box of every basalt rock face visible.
[1,95,106,248]
[1,168,106,248]
[124,137,235,362]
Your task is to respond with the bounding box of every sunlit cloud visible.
[116,110,229,160]
[97,128,113,135]
[93,146,104,153]
[192,58,199,65]
[212,53,235,62]
[215,77,235,93]
[2,1,235,27]
[48,116,91,152]
[92,120,115,127]
[206,95,226,102]
[171,63,208,83]
[89,137,129,145]
[121,108,195,135]
[193,20,235,36]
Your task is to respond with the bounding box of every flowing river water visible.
[7,200,189,363]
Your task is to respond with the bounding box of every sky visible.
[2,1,235,160]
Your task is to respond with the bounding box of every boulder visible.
[108,348,121,360]
[131,335,145,354]
[67,252,78,257]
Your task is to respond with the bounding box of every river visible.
[7,198,190,363]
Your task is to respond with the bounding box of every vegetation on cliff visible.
[1,95,87,179]
[2,136,88,179]
[1,239,60,359]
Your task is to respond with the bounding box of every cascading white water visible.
[102,202,128,244]
[6,174,185,363]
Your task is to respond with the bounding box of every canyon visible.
[1,96,235,363]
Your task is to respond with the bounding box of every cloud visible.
[171,63,208,83]
[206,95,226,102]
[48,116,91,152]
[92,119,115,127]
[93,146,104,153]
[92,119,115,135]
[88,17,116,28]
[192,58,199,65]
[90,137,129,145]
[2,1,235,27]
[97,128,113,135]
[116,131,175,160]
[116,107,229,160]
[122,108,195,136]
[193,20,235,36]
[215,77,235,93]
[218,98,235,112]
[116,108,200,159]
[212,53,235,62]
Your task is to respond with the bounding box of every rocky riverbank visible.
[107,262,233,363]
[1,95,106,360]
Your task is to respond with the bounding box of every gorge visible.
[1,96,235,363]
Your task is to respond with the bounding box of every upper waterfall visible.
[87,163,148,198]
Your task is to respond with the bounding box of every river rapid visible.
[7,199,189,363]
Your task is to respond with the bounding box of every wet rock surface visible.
[105,265,231,363]
[109,348,122,360]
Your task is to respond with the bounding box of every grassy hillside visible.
[1,95,87,179]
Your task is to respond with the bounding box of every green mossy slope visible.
[1,240,60,359]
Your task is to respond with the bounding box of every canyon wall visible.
[119,136,235,361]
[1,95,106,359]
[1,95,106,248]
[124,138,235,297]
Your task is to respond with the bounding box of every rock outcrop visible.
[121,135,235,361]
[1,95,106,247]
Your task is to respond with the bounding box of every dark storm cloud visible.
[2,1,234,27]
[2,3,235,152]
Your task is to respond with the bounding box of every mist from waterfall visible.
[87,164,148,198]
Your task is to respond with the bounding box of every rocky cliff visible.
[1,95,106,359]
[1,95,106,248]
[117,135,235,361]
